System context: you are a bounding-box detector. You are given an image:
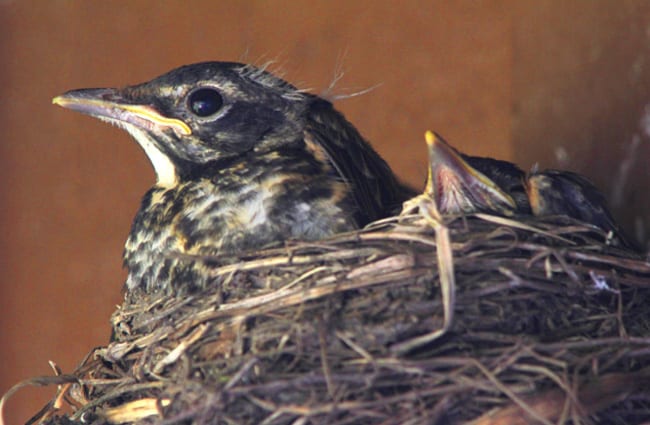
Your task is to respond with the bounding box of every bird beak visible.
[523,173,548,216]
[52,88,192,136]
[424,131,516,215]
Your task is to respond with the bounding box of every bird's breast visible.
[123,172,356,292]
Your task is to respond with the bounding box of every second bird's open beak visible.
[52,88,192,136]
[424,131,517,216]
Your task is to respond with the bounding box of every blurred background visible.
[2,1,650,423]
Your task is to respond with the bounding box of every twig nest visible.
[14,210,650,425]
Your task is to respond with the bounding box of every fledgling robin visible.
[524,169,632,247]
[53,62,416,294]
[423,131,633,249]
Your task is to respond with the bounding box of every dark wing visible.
[305,97,416,225]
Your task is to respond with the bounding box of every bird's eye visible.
[187,88,223,117]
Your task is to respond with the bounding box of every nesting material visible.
[9,190,650,425]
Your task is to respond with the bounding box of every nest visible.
[6,195,650,425]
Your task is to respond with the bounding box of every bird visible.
[53,61,416,294]
[423,131,633,249]
[524,169,631,245]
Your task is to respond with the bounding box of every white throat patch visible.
[95,116,179,187]
[98,117,179,187]
[127,126,179,187]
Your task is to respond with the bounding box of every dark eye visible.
[187,88,223,117]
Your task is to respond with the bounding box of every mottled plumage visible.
[54,62,414,294]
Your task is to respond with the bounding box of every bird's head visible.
[53,62,310,186]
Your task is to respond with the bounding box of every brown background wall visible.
[1,1,649,423]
